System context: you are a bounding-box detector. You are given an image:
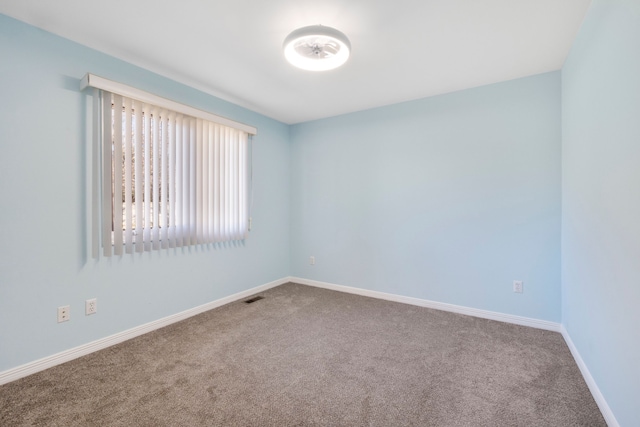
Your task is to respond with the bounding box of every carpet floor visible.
[0,282,606,426]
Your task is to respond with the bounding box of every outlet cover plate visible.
[86,298,97,315]
[57,305,70,323]
[513,280,524,293]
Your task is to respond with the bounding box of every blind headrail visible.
[80,73,257,135]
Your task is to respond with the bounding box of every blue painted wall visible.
[290,72,562,321]
[562,0,640,425]
[0,14,291,371]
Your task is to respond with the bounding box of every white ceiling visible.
[1,0,591,124]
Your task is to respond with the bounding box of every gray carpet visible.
[0,282,606,426]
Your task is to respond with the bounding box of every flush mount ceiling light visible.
[283,25,351,71]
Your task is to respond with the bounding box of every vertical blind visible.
[97,89,251,256]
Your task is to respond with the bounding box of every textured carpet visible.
[0,283,606,426]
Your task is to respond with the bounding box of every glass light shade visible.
[283,25,351,71]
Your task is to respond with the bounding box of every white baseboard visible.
[289,276,561,332]
[0,277,288,386]
[2,274,617,427]
[560,326,619,427]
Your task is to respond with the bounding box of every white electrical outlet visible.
[57,305,70,323]
[513,280,524,293]
[310,256,315,265]
[86,298,97,315]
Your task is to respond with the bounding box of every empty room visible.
[0,0,638,425]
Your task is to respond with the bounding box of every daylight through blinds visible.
[100,90,249,256]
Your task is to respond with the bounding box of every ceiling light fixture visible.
[283,25,351,71]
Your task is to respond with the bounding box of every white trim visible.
[5,269,614,427]
[0,277,287,385]
[80,73,257,135]
[560,326,619,427]
[288,276,561,332]
[1,275,617,426]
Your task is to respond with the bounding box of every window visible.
[83,74,256,256]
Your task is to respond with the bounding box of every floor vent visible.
[244,296,265,304]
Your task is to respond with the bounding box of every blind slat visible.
[168,113,176,248]
[113,94,124,255]
[214,126,221,242]
[202,121,210,244]
[208,124,215,243]
[222,129,232,240]
[152,107,160,250]
[183,119,191,246]
[161,111,169,249]
[134,100,143,252]
[91,89,100,259]
[175,114,184,248]
[239,132,247,239]
[190,120,197,244]
[124,99,133,254]
[143,103,152,251]
[232,130,239,239]
[196,119,203,245]
[102,92,113,257]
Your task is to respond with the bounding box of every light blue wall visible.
[0,14,290,371]
[561,0,640,425]
[290,72,562,321]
